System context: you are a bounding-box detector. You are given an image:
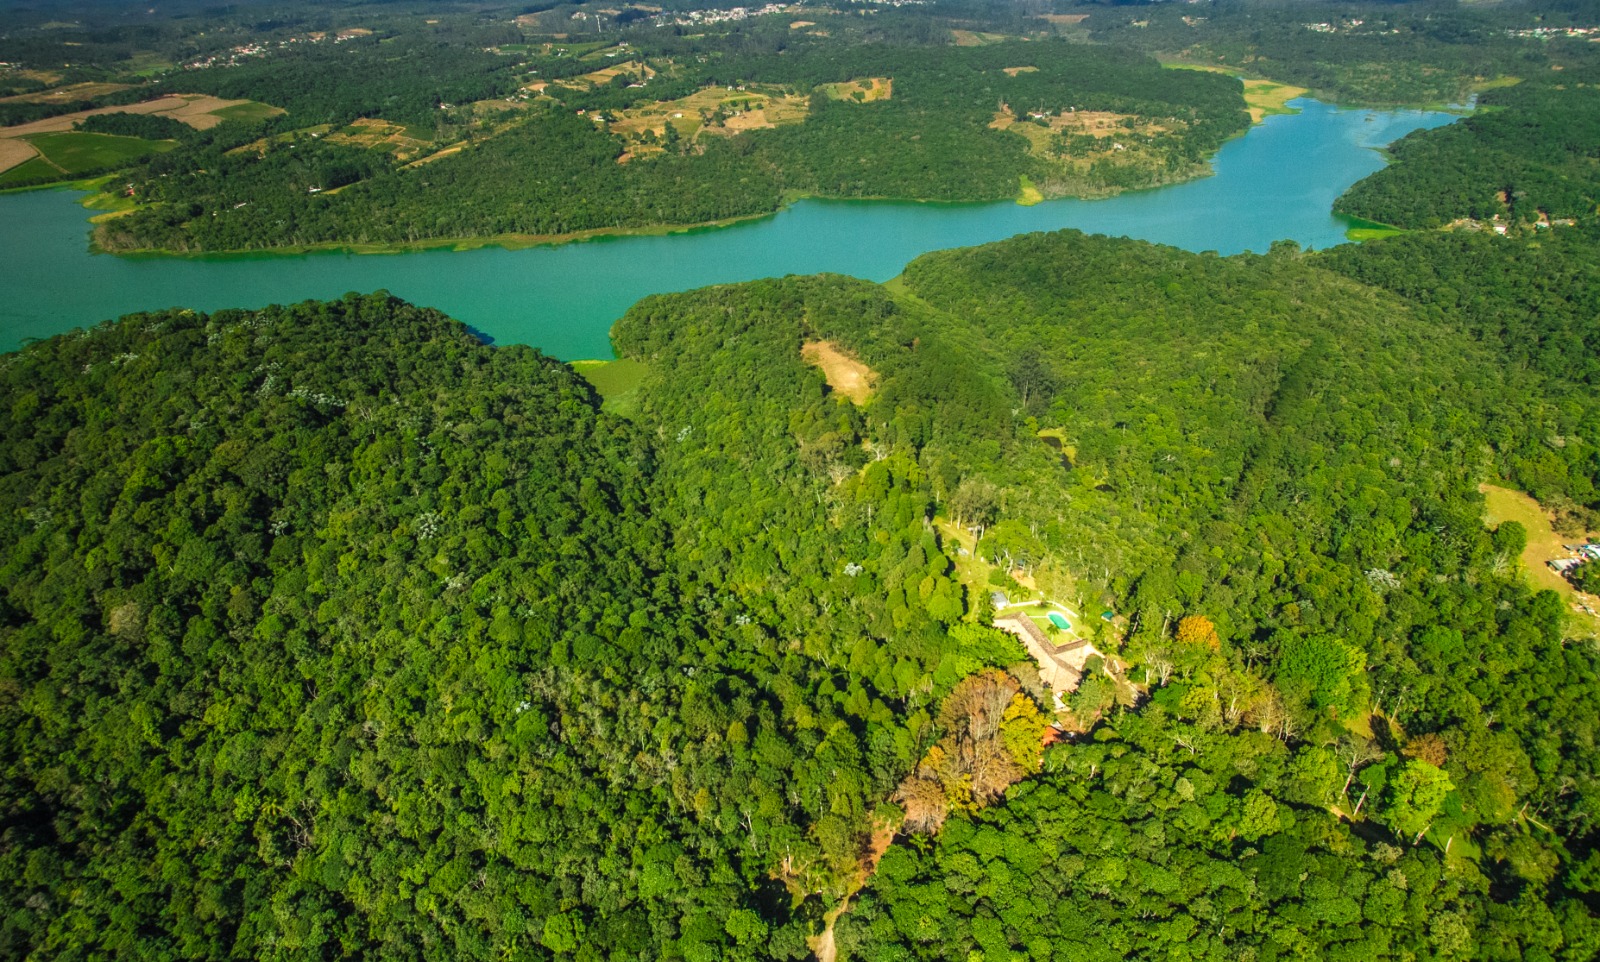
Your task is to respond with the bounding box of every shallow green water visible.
[0,99,1453,358]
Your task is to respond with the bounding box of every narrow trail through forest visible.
[809,824,896,962]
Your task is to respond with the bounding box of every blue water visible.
[0,99,1454,357]
[1048,612,1072,631]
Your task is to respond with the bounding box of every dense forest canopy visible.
[7,215,1600,957]
[0,292,1003,959]
[6,1,1600,960]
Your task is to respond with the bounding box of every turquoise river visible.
[0,98,1454,358]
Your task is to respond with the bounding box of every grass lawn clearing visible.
[0,81,133,104]
[1481,482,1600,637]
[1017,174,1043,206]
[572,358,649,417]
[1239,78,1308,122]
[951,29,1014,46]
[326,117,433,160]
[209,101,286,124]
[611,85,806,148]
[1343,216,1406,241]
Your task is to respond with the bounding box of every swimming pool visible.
[1048,612,1071,631]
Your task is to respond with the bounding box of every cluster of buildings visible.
[656,0,925,27]
[1506,25,1600,41]
[1301,20,1402,36]
[181,30,370,70]
[1302,20,1363,34]
[1548,543,1600,575]
[657,4,794,27]
[990,594,1110,710]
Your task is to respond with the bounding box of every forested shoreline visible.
[89,41,1247,255]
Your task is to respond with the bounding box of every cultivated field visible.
[951,30,1014,46]
[209,101,285,124]
[0,94,281,139]
[0,138,37,176]
[568,60,656,88]
[0,131,176,183]
[27,131,170,169]
[0,155,56,184]
[0,81,133,104]
[0,87,263,177]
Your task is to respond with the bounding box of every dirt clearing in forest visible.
[802,341,876,404]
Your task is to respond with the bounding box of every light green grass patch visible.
[1017,174,1043,206]
[578,43,627,62]
[82,188,138,212]
[125,54,174,78]
[1239,78,1307,121]
[82,188,147,222]
[1342,216,1405,242]
[572,358,650,416]
[211,101,284,124]
[23,131,175,174]
[1346,227,1405,241]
